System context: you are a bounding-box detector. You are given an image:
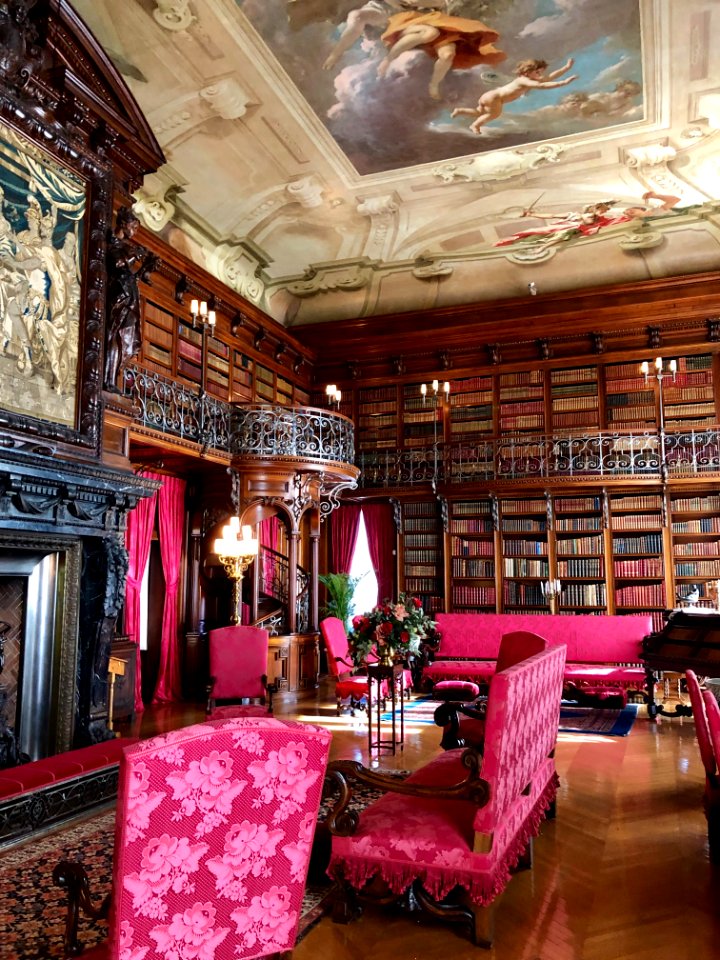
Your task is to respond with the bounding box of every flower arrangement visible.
[349,593,438,666]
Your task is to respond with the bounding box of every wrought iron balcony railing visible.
[123,367,355,469]
[229,404,355,466]
[123,367,719,486]
[359,428,720,487]
[123,366,231,450]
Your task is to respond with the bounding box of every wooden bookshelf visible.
[357,385,399,452]
[401,501,444,614]
[448,498,496,613]
[554,494,606,614]
[449,375,494,438]
[402,383,441,448]
[255,363,275,402]
[662,355,716,428]
[231,350,254,402]
[500,496,550,612]
[550,366,600,433]
[670,492,720,606]
[142,299,175,376]
[609,492,666,631]
[604,362,656,430]
[498,370,545,434]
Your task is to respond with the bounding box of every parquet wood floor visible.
[120,684,720,959]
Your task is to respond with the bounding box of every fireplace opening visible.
[0,538,81,767]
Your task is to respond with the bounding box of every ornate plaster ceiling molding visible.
[285,176,325,209]
[286,261,374,298]
[209,241,266,303]
[153,0,195,33]
[432,143,566,185]
[133,169,186,231]
[199,76,252,120]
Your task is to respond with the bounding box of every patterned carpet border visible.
[0,772,408,959]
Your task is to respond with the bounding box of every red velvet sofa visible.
[0,738,134,846]
[423,612,652,704]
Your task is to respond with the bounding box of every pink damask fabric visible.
[329,645,566,907]
[109,717,331,960]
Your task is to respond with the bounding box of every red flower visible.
[400,631,409,643]
[412,597,421,607]
[379,621,394,636]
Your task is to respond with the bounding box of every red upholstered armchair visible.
[320,616,374,716]
[686,670,720,862]
[53,716,332,959]
[206,625,276,718]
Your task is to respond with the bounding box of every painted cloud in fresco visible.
[240,0,643,175]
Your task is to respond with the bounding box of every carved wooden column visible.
[288,532,299,634]
[310,532,320,632]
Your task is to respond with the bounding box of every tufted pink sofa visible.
[424,612,652,704]
[327,644,567,946]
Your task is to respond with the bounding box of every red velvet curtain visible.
[330,504,361,573]
[124,487,158,712]
[152,474,187,704]
[363,503,396,604]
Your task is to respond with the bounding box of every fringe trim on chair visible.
[328,773,559,907]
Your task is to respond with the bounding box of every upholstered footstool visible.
[432,679,481,702]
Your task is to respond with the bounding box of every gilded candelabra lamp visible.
[640,356,678,481]
[213,517,258,625]
[541,579,562,615]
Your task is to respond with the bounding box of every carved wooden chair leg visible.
[53,860,111,958]
[331,878,359,924]
[470,902,494,948]
[336,695,343,717]
[707,801,720,864]
[515,836,533,871]
[433,702,463,750]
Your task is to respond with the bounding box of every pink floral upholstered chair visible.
[206,625,276,718]
[326,644,566,946]
[54,717,332,959]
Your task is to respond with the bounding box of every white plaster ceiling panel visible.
[73,0,720,325]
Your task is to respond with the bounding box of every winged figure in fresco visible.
[289,0,514,99]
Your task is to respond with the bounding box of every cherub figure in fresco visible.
[377,0,506,101]
[494,192,682,250]
[451,57,577,132]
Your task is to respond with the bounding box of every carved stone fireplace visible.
[0,442,158,768]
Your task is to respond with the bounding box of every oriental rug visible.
[382,696,639,737]
[0,776,406,960]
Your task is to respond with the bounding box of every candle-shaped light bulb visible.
[208,310,216,328]
[241,524,253,541]
[326,384,337,397]
[190,298,199,317]
[335,389,342,404]
[669,358,677,381]
[443,381,450,396]
[655,356,662,372]
[432,379,439,393]
[640,361,649,376]
[199,300,208,317]
[420,383,427,403]
[229,516,240,534]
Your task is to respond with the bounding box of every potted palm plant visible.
[319,572,360,632]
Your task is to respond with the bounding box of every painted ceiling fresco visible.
[73,0,720,326]
[241,0,644,175]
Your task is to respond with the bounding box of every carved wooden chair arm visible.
[323,750,489,837]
